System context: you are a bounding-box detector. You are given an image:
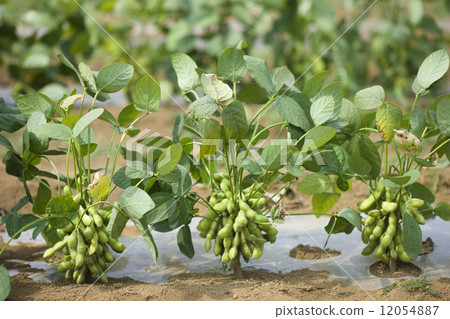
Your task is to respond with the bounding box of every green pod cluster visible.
[42,199,126,284]
[197,175,277,267]
[359,183,421,265]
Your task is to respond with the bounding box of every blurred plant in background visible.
[0,0,449,103]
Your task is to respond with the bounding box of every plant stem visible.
[109,113,149,187]
[42,156,61,194]
[79,87,87,115]
[104,128,117,175]
[66,142,72,195]
[249,96,277,126]
[424,138,450,159]
[384,142,389,178]
[21,174,35,206]
[321,216,337,258]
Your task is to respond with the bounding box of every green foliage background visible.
[0,0,449,101]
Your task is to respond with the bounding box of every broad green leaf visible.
[436,98,450,136]
[297,173,332,195]
[276,96,311,131]
[218,47,246,82]
[202,74,233,103]
[129,215,158,265]
[415,49,449,92]
[361,111,377,129]
[171,53,199,91]
[177,225,195,259]
[143,192,176,225]
[120,186,155,219]
[57,54,83,85]
[132,75,160,112]
[73,108,104,137]
[27,112,49,154]
[5,213,39,239]
[61,114,81,129]
[303,70,331,98]
[16,94,53,118]
[286,152,304,177]
[113,166,137,189]
[87,173,110,200]
[97,62,134,93]
[243,55,275,94]
[409,182,434,204]
[45,195,78,229]
[313,82,342,121]
[0,265,11,301]
[261,140,294,171]
[118,104,140,127]
[188,96,218,119]
[402,211,422,260]
[0,134,14,151]
[126,161,153,179]
[11,196,29,214]
[236,84,269,104]
[78,62,97,91]
[384,170,420,188]
[106,204,128,239]
[33,179,51,215]
[340,99,361,135]
[409,0,423,25]
[348,133,381,178]
[98,108,117,126]
[338,206,362,231]
[222,100,248,141]
[410,107,426,138]
[271,67,295,91]
[201,118,221,158]
[434,202,450,221]
[312,193,339,213]
[302,126,337,151]
[310,95,335,125]
[325,216,356,234]
[354,85,385,110]
[323,144,348,173]
[376,103,402,142]
[157,143,183,176]
[34,123,72,141]
[0,98,27,133]
[172,113,184,144]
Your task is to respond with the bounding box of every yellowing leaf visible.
[87,172,110,200]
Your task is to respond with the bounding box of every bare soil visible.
[1,107,449,301]
[289,244,340,260]
[1,238,448,301]
[369,261,423,278]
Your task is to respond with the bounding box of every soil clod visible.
[289,244,340,260]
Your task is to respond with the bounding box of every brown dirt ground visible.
[289,244,340,260]
[1,107,450,301]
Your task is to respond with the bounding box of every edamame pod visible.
[64,185,71,196]
[75,234,86,268]
[89,231,99,255]
[399,251,411,263]
[381,202,397,213]
[103,246,115,263]
[197,218,212,232]
[411,198,424,208]
[98,229,109,244]
[73,193,82,205]
[361,240,378,255]
[252,243,264,259]
[108,237,126,253]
